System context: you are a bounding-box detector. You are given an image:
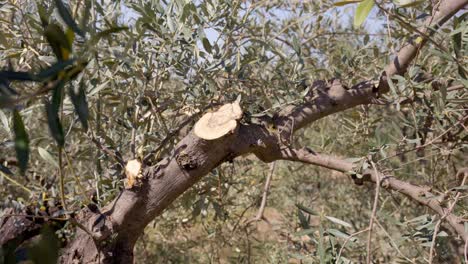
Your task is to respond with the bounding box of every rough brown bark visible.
[1,0,467,263]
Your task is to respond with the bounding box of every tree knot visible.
[176,150,198,170]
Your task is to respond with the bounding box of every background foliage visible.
[0,0,467,263]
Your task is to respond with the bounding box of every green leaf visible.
[0,71,35,81]
[296,203,317,215]
[202,38,212,53]
[298,209,310,229]
[318,221,326,262]
[354,0,374,27]
[44,23,72,61]
[37,3,50,28]
[327,229,357,242]
[0,96,16,109]
[0,32,8,48]
[90,27,129,45]
[452,16,467,79]
[0,164,13,175]
[36,59,75,80]
[45,82,65,146]
[28,225,60,264]
[69,81,89,131]
[180,3,192,22]
[54,0,85,37]
[12,110,29,174]
[80,0,92,31]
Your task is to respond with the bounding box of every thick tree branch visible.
[275,0,468,138]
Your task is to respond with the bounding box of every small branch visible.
[0,213,68,222]
[130,105,140,159]
[244,161,276,226]
[366,161,381,264]
[58,147,67,211]
[428,169,468,263]
[375,219,415,263]
[379,114,468,162]
[88,132,125,166]
[278,148,467,241]
[337,228,370,262]
[64,150,91,205]
[0,171,33,195]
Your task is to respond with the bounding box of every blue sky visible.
[120,2,385,44]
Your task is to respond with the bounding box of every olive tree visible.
[0,0,467,263]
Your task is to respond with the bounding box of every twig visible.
[0,213,67,221]
[428,169,467,263]
[73,0,83,17]
[58,147,67,211]
[366,161,381,264]
[130,105,140,159]
[0,171,33,195]
[465,240,468,264]
[447,84,465,92]
[337,228,370,262]
[244,161,276,226]
[64,150,91,204]
[68,217,98,241]
[379,114,468,162]
[278,148,467,240]
[88,132,125,166]
[375,219,415,263]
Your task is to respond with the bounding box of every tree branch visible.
[274,0,468,138]
[278,147,467,241]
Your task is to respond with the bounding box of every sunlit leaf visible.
[333,0,362,6]
[325,216,352,228]
[0,109,9,131]
[38,147,59,168]
[395,0,425,8]
[354,0,374,27]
